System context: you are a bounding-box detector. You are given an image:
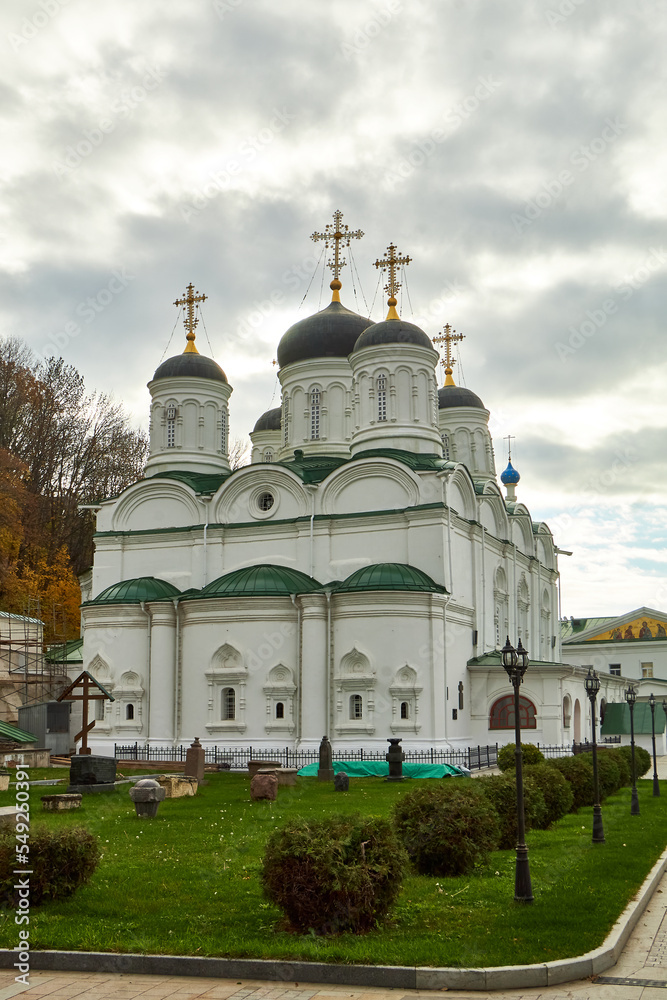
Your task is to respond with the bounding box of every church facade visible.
[80,221,624,755]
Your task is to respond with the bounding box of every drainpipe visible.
[290,594,302,744]
[139,601,152,741]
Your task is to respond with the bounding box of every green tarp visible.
[297,760,466,778]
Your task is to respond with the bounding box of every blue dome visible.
[500,460,520,485]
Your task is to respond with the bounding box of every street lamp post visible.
[501,636,533,903]
[649,693,660,797]
[584,668,605,843]
[625,685,640,816]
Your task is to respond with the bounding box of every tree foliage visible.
[0,337,148,641]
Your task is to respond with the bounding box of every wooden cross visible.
[311,209,364,282]
[432,323,464,386]
[174,283,207,353]
[374,243,412,318]
[58,670,115,756]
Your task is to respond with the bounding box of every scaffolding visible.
[0,599,70,721]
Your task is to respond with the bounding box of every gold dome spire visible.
[311,209,364,302]
[432,323,464,385]
[174,283,207,354]
[374,243,412,319]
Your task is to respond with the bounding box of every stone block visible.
[276,768,298,786]
[0,806,19,828]
[0,774,9,792]
[69,754,117,787]
[248,759,282,778]
[250,772,278,801]
[42,794,82,812]
[334,771,349,791]
[184,737,205,783]
[157,774,198,798]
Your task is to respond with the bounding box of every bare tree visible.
[228,436,251,470]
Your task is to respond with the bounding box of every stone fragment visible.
[250,772,278,801]
[42,794,82,812]
[248,759,282,778]
[334,771,349,791]
[129,778,166,818]
[157,775,197,798]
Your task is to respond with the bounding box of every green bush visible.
[497,742,545,773]
[577,751,622,799]
[523,763,573,827]
[262,814,407,934]
[392,781,500,876]
[477,773,547,849]
[602,747,631,786]
[0,826,100,908]
[617,743,652,779]
[548,756,595,810]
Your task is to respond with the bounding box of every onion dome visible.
[500,460,520,485]
[184,564,322,599]
[336,562,446,593]
[152,353,228,383]
[87,577,181,604]
[252,407,282,432]
[438,385,485,409]
[352,318,433,353]
[277,300,372,368]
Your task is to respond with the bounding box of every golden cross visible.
[374,243,412,319]
[432,323,464,385]
[174,283,207,354]
[311,210,364,300]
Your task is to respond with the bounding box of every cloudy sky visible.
[2,0,666,618]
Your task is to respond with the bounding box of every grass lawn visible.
[0,771,665,968]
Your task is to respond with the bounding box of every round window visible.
[258,492,275,511]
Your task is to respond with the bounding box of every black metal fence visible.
[114,742,500,772]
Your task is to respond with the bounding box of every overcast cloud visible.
[2,0,666,618]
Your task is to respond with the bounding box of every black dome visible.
[353,319,433,353]
[253,407,282,432]
[152,353,228,383]
[277,301,372,368]
[438,385,485,409]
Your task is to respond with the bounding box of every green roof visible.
[561,617,615,641]
[276,454,348,484]
[335,562,447,594]
[185,564,322,600]
[46,638,83,664]
[601,702,666,736]
[145,470,232,494]
[0,721,36,744]
[350,449,450,472]
[86,577,182,605]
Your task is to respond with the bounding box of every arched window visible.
[222,687,235,721]
[310,386,321,440]
[349,694,363,720]
[400,701,409,719]
[263,449,273,463]
[283,396,289,446]
[377,374,387,422]
[125,704,134,721]
[221,409,228,453]
[275,702,284,719]
[489,694,536,730]
[166,403,176,448]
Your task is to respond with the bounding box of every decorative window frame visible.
[334,647,376,736]
[113,671,144,733]
[205,645,248,733]
[263,664,296,734]
[389,665,422,734]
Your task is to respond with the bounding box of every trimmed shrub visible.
[0,826,100,908]
[577,751,622,799]
[602,747,631,786]
[262,814,406,934]
[617,743,652,779]
[497,742,545,773]
[523,763,573,827]
[477,773,547,849]
[392,781,500,876]
[548,755,595,810]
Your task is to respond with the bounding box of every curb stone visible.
[0,847,665,992]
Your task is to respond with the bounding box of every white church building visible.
[80,219,626,754]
